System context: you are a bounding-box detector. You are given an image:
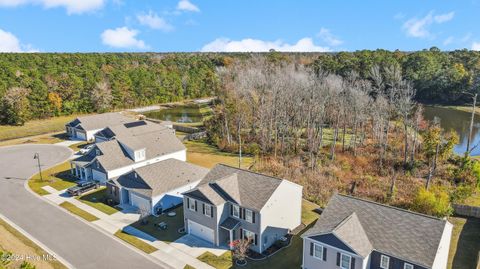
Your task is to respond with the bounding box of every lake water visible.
[143,105,206,123]
[423,106,480,156]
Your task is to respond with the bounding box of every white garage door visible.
[130,192,151,213]
[188,220,214,244]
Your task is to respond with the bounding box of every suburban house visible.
[301,194,452,269]
[94,120,172,143]
[65,112,132,141]
[106,158,209,215]
[70,128,186,183]
[182,164,303,253]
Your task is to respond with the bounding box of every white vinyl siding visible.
[380,255,390,269]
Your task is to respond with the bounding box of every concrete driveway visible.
[0,144,169,269]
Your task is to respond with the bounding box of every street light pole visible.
[34,152,43,182]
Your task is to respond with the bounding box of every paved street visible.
[0,144,168,269]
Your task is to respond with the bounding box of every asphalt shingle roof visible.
[97,120,169,141]
[184,164,284,211]
[70,113,132,131]
[111,159,209,197]
[303,194,449,267]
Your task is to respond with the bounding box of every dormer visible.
[134,149,146,162]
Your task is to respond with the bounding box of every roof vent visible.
[134,172,138,179]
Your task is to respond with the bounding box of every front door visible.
[122,189,130,204]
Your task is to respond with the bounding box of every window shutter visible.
[202,204,205,214]
[186,198,190,209]
[240,228,243,239]
[252,212,256,223]
[194,200,197,211]
[336,253,340,266]
[351,257,355,269]
[323,247,327,261]
[254,234,258,245]
[240,208,243,219]
[230,204,233,215]
[309,242,313,256]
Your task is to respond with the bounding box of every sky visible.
[0,0,479,52]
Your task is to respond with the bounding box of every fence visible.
[452,204,480,218]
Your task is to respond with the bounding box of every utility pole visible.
[34,152,43,181]
[466,93,478,156]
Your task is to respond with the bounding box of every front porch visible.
[219,217,240,250]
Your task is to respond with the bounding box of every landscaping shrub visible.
[412,186,452,217]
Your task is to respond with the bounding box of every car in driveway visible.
[67,181,99,196]
[79,144,94,155]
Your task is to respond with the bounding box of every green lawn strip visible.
[130,207,184,243]
[28,161,77,195]
[197,251,233,269]
[447,216,480,269]
[59,201,99,222]
[0,114,79,141]
[301,199,321,226]
[114,230,158,254]
[76,188,118,215]
[69,141,90,152]
[0,218,67,269]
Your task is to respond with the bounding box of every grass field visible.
[77,188,119,215]
[0,218,66,269]
[130,206,184,243]
[28,162,77,195]
[448,216,480,269]
[184,140,254,169]
[114,230,158,254]
[59,201,99,222]
[0,115,79,142]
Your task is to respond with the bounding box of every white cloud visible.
[0,0,105,14]
[472,42,480,51]
[177,0,199,12]
[0,28,37,52]
[101,27,148,50]
[201,37,330,52]
[137,11,173,32]
[317,28,343,46]
[402,11,455,38]
[443,36,454,46]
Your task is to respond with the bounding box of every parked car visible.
[67,181,99,196]
[79,145,94,155]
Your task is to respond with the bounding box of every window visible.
[232,204,240,218]
[313,244,323,260]
[380,255,390,269]
[340,253,351,269]
[204,204,212,217]
[245,209,253,223]
[242,229,256,245]
[188,198,196,211]
[404,263,413,269]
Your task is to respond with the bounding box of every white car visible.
[79,145,94,155]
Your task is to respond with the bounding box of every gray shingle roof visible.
[70,113,132,132]
[110,159,208,197]
[303,194,449,267]
[184,164,284,211]
[97,121,169,141]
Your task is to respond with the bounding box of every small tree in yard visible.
[137,204,150,225]
[233,238,251,265]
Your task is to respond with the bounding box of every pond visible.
[423,106,480,156]
[143,105,209,123]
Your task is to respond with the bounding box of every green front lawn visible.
[448,216,480,269]
[130,206,185,243]
[59,201,99,222]
[77,188,119,215]
[114,230,158,254]
[28,161,77,195]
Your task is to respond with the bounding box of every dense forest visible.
[0,48,480,125]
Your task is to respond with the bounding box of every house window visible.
[245,209,253,223]
[242,229,256,245]
[232,204,240,218]
[313,243,323,260]
[404,263,413,269]
[380,255,390,269]
[204,204,212,217]
[188,198,196,211]
[340,253,351,269]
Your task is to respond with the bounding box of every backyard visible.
[184,139,254,169]
[130,206,185,243]
[448,216,480,269]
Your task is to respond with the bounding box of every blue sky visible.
[0,0,479,52]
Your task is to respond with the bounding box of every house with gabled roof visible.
[106,158,208,215]
[301,194,452,269]
[182,164,303,253]
[65,112,132,141]
[94,120,172,143]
